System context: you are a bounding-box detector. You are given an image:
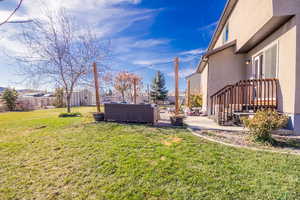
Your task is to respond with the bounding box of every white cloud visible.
[0,0,158,54]
[0,37,25,54]
[0,0,199,90]
[132,57,172,66]
[20,0,143,16]
[0,0,170,89]
[131,39,171,48]
[167,67,196,78]
[180,48,206,56]
[129,47,203,74]
[197,21,218,32]
[0,24,27,55]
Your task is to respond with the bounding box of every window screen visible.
[264,44,277,78]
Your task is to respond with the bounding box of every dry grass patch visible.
[162,136,183,146]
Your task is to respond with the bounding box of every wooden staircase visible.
[210,79,279,125]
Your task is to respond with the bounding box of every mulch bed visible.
[193,129,300,155]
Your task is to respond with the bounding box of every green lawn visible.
[1,107,300,200]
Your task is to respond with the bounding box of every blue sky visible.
[0,0,227,92]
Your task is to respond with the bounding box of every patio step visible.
[212,110,255,126]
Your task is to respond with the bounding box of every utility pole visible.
[93,62,101,113]
[175,57,179,115]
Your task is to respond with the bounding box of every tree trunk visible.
[133,79,137,104]
[66,94,71,113]
[121,91,125,102]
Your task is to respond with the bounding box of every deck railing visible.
[210,79,279,125]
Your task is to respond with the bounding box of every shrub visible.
[190,94,202,108]
[243,110,289,143]
[2,88,18,111]
[59,112,82,118]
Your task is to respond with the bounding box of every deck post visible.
[187,79,191,108]
[175,57,179,115]
[93,62,101,113]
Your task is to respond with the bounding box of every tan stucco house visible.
[190,0,300,133]
[185,72,202,95]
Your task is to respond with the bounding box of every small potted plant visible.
[170,114,184,126]
[93,112,104,122]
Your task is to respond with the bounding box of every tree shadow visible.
[272,137,300,150]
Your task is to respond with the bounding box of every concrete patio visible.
[158,108,246,131]
[184,116,246,132]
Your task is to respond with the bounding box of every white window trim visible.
[251,40,279,79]
[253,53,263,79]
[222,22,229,44]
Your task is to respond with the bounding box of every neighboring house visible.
[168,91,186,105]
[189,0,300,133]
[70,89,96,106]
[70,89,143,106]
[20,92,55,110]
[102,94,149,104]
[185,72,202,95]
[0,92,4,112]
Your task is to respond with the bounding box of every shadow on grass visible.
[197,128,300,151]
[252,134,300,150]
[90,121,187,135]
[272,138,300,150]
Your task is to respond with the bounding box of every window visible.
[252,43,278,79]
[264,44,277,78]
[222,23,229,44]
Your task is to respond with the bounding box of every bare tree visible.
[17,9,111,113]
[127,74,143,103]
[114,72,132,102]
[114,72,143,103]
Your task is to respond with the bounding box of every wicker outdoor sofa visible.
[104,104,159,125]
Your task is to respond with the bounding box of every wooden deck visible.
[210,79,279,125]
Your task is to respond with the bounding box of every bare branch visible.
[15,8,112,112]
[0,0,23,26]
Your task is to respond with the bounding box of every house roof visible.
[204,40,236,57]
[206,0,238,52]
[196,0,238,73]
[185,72,200,80]
[196,40,236,73]
[194,0,295,74]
